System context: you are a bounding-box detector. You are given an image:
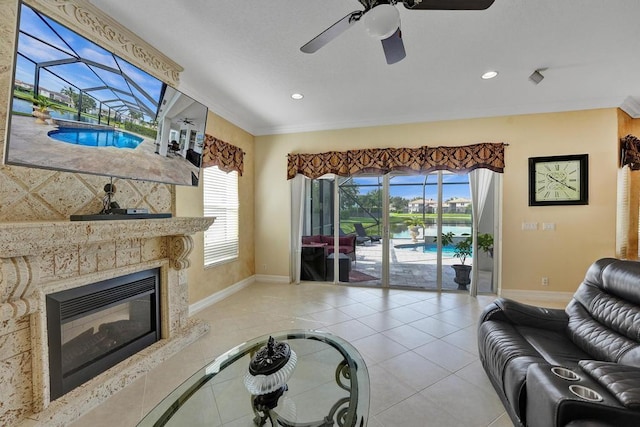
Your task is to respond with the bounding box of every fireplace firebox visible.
[46,268,161,400]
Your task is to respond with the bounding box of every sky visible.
[15,3,163,120]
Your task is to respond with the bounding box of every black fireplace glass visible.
[61,294,153,376]
[47,268,160,400]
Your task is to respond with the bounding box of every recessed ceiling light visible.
[481,71,498,80]
[291,93,304,100]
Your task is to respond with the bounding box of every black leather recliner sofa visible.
[478,258,640,427]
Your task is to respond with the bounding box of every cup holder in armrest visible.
[569,384,603,402]
[551,367,581,381]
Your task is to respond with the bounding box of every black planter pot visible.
[451,264,472,290]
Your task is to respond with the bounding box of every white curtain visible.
[468,169,494,296]
[290,175,305,284]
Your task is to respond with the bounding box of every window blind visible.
[203,166,239,266]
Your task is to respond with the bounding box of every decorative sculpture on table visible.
[244,337,298,424]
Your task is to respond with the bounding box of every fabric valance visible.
[621,134,640,170]
[287,142,506,179]
[201,134,244,176]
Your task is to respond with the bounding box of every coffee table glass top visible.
[138,330,370,426]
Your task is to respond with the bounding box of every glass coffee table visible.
[138,330,370,426]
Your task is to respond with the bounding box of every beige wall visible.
[255,108,619,294]
[177,111,255,303]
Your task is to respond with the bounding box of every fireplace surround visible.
[0,217,213,426]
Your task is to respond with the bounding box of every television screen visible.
[3,2,208,187]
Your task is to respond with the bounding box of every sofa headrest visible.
[591,258,640,306]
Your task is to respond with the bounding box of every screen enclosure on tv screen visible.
[4,1,208,187]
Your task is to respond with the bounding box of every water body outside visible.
[12,97,97,123]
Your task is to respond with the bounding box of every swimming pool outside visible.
[48,128,143,149]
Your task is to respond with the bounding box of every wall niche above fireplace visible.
[46,268,161,400]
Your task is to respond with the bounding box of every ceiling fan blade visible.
[381,27,406,64]
[301,11,363,54]
[402,0,495,10]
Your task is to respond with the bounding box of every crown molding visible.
[620,96,640,118]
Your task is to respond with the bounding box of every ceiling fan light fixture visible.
[363,4,400,40]
[481,70,498,80]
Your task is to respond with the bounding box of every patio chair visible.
[354,223,381,243]
[340,228,370,245]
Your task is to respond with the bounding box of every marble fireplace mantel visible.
[0,217,214,426]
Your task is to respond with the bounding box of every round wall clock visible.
[528,154,588,206]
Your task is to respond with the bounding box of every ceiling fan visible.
[178,118,195,125]
[300,0,495,64]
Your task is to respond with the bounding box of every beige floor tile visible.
[413,339,477,372]
[441,325,481,355]
[356,311,405,332]
[373,392,465,426]
[367,365,416,415]
[352,333,409,365]
[305,308,354,325]
[381,324,437,349]
[420,375,506,427]
[409,315,462,338]
[378,352,450,392]
[454,360,497,394]
[326,318,378,342]
[383,305,427,323]
[337,302,381,318]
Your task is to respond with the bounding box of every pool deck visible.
[5,115,198,186]
[347,238,494,293]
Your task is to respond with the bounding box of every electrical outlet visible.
[262,264,267,271]
[542,277,549,286]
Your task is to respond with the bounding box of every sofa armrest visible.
[480,298,568,332]
[526,363,639,427]
[579,360,640,410]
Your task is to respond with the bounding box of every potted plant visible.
[438,232,494,289]
[405,218,423,243]
[439,231,473,290]
[31,94,57,124]
[478,233,494,258]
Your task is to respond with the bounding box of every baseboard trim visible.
[189,276,254,316]
[499,289,573,304]
[254,274,290,283]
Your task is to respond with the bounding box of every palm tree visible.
[60,86,76,108]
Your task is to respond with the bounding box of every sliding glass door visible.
[299,171,498,292]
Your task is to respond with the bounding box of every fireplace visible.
[46,268,161,400]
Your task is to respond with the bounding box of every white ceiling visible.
[89,0,640,136]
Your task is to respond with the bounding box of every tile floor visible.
[70,281,566,427]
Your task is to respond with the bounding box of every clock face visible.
[534,160,581,202]
[528,154,588,206]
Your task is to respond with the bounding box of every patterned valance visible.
[621,134,640,170]
[201,135,244,176]
[287,142,506,179]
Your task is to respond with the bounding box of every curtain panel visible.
[202,134,245,175]
[621,134,640,170]
[618,134,640,259]
[287,142,506,179]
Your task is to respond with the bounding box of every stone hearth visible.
[0,217,213,426]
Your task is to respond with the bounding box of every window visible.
[203,166,239,266]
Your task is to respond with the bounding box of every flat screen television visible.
[3,1,208,187]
